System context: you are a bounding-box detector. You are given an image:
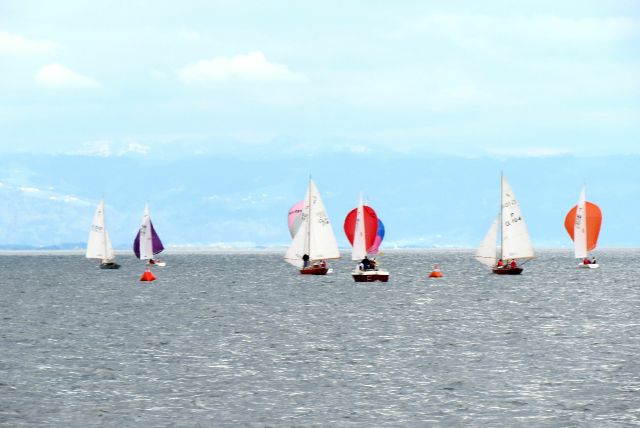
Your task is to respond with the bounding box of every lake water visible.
[1,250,639,427]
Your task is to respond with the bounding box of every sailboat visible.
[133,204,166,267]
[475,174,535,275]
[86,199,120,269]
[284,178,340,275]
[344,196,389,282]
[564,186,602,269]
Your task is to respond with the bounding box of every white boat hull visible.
[578,263,599,269]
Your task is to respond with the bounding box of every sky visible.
[0,1,639,249]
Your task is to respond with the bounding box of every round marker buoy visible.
[428,264,443,278]
[140,267,156,282]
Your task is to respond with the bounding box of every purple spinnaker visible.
[133,221,165,259]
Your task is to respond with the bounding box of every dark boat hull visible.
[300,266,329,275]
[100,262,120,269]
[352,270,389,282]
[492,267,523,275]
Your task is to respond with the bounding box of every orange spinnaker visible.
[564,202,602,252]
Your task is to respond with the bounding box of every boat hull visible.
[300,266,329,275]
[492,267,523,275]
[352,269,389,282]
[100,262,120,269]
[578,263,599,269]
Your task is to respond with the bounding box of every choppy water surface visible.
[1,250,639,427]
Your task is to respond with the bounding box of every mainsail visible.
[574,187,588,259]
[86,199,116,262]
[500,175,535,261]
[284,179,340,268]
[351,196,368,261]
[133,204,164,260]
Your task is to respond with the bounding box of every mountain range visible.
[0,150,638,250]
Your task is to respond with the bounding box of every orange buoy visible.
[428,264,443,278]
[140,268,156,282]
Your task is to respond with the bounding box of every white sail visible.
[86,200,115,261]
[351,195,367,261]
[138,204,154,261]
[306,180,340,261]
[475,215,499,267]
[574,186,588,259]
[501,175,535,260]
[104,231,115,262]
[284,179,340,268]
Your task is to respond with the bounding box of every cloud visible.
[69,140,151,157]
[349,145,370,154]
[401,14,640,51]
[20,186,41,193]
[35,64,99,89]
[177,51,305,83]
[0,31,60,55]
[69,140,112,157]
[486,147,572,158]
[3,183,88,206]
[117,142,150,156]
[203,192,273,210]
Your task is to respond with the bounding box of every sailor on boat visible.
[359,256,372,271]
[302,254,310,268]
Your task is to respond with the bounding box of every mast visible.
[306,175,312,257]
[102,200,108,262]
[500,171,504,261]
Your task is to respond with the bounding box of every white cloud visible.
[486,147,572,158]
[20,186,41,193]
[49,195,80,203]
[69,140,112,157]
[177,51,305,83]
[7,183,88,205]
[117,142,150,156]
[402,14,640,50]
[35,64,99,89]
[0,31,60,55]
[349,145,370,154]
[69,140,150,157]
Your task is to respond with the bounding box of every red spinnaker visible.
[564,202,602,252]
[343,206,379,251]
